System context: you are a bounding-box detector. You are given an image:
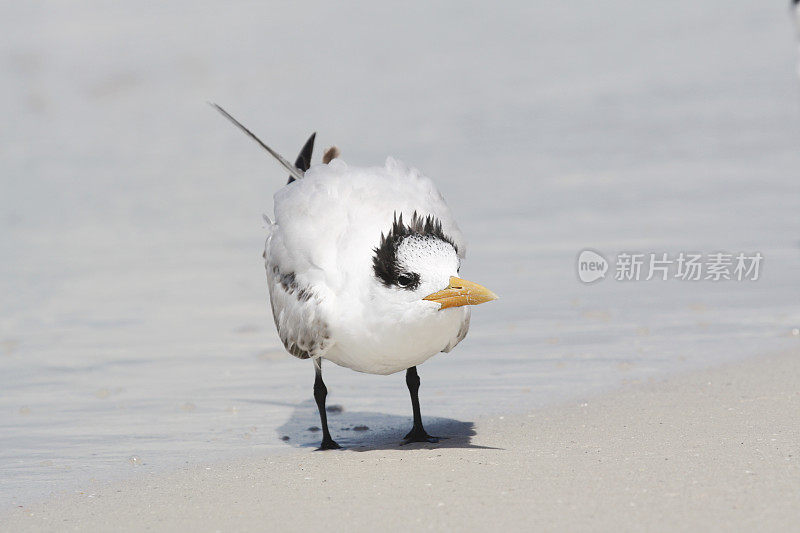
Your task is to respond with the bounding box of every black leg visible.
[314,360,340,450]
[402,366,439,444]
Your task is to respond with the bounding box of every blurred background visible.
[1,0,799,506]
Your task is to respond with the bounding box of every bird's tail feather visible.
[289,133,316,184]
[210,103,305,182]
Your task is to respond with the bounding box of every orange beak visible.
[423,276,498,310]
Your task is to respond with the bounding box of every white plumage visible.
[264,157,470,375]
[214,104,495,447]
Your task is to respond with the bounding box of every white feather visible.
[265,158,470,375]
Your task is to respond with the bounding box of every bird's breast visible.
[323,306,469,375]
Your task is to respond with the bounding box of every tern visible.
[214,105,497,449]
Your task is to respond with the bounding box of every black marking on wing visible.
[271,265,314,303]
[373,211,458,289]
[288,132,316,184]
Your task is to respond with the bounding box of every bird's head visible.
[372,212,497,311]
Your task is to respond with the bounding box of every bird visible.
[213,104,497,449]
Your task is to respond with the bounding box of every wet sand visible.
[5,348,800,532]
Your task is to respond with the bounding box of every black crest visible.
[372,212,458,290]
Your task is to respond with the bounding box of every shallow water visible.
[2,0,799,508]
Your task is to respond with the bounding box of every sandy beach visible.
[4,349,799,532]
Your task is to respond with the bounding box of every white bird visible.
[214,105,497,449]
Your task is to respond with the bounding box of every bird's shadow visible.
[275,399,500,452]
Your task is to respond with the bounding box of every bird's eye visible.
[397,273,414,287]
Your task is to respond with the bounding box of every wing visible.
[262,131,333,360]
[264,225,333,359]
